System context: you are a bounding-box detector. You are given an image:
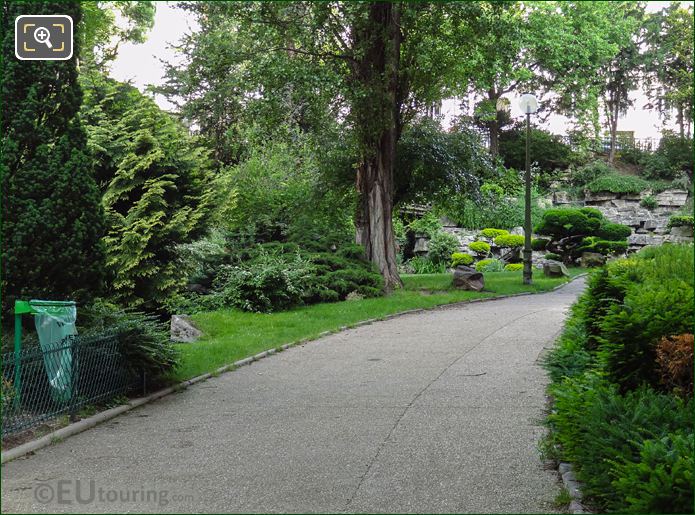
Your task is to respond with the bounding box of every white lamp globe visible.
[519,93,538,114]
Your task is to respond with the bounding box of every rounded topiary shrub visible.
[504,263,523,272]
[494,234,525,248]
[545,252,562,261]
[451,252,474,267]
[479,228,509,239]
[469,241,491,255]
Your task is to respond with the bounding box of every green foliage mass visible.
[451,253,474,267]
[427,232,460,266]
[479,228,509,239]
[81,73,212,312]
[1,1,106,314]
[576,237,627,256]
[179,242,384,314]
[407,212,443,238]
[494,234,524,248]
[498,124,575,173]
[544,245,694,512]
[395,119,494,206]
[504,263,523,272]
[535,208,602,238]
[469,241,491,255]
[668,215,694,229]
[531,238,549,251]
[79,299,179,386]
[585,173,652,194]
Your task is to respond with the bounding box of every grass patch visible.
[171,270,581,381]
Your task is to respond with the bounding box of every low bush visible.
[213,251,314,313]
[451,252,474,267]
[668,215,694,229]
[428,231,460,265]
[610,430,694,514]
[585,173,650,194]
[479,228,509,239]
[548,373,693,512]
[475,258,503,272]
[79,300,179,386]
[544,244,695,512]
[655,334,693,397]
[545,252,561,261]
[504,263,523,272]
[570,160,614,187]
[494,233,524,248]
[531,238,549,251]
[408,212,442,238]
[640,195,658,210]
[468,241,491,255]
[406,256,446,274]
[596,221,632,241]
[576,236,627,256]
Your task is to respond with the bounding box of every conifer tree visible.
[1,1,106,312]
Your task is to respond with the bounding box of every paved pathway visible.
[2,279,585,513]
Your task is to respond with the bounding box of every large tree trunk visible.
[352,2,403,291]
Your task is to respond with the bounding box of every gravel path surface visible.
[1,278,585,514]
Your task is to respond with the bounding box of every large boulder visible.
[452,265,485,291]
[171,315,202,343]
[543,260,569,278]
[580,252,606,268]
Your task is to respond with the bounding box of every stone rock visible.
[643,219,658,230]
[510,226,524,235]
[558,462,572,475]
[543,261,569,278]
[413,237,429,254]
[170,315,202,343]
[584,190,617,203]
[670,225,694,238]
[553,191,573,204]
[654,189,688,208]
[569,500,587,513]
[346,291,365,301]
[580,252,606,268]
[452,265,485,291]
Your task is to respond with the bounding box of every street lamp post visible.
[519,93,538,285]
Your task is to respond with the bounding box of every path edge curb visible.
[2,273,587,464]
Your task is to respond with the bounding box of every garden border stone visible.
[559,461,591,513]
[1,273,587,464]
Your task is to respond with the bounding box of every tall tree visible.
[161,2,473,289]
[643,2,694,138]
[80,1,156,69]
[596,3,644,163]
[1,0,106,311]
[81,73,212,312]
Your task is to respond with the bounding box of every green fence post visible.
[13,300,33,408]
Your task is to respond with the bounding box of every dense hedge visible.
[544,244,694,512]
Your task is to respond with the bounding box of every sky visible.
[110,1,692,140]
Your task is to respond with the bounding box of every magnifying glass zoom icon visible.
[33,26,52,48]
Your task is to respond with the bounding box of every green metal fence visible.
[2,332,138,437]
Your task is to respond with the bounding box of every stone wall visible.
[555,188,692,250]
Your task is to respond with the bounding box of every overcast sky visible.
[110,1,692,139]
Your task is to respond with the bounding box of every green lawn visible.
[171,269,584,381]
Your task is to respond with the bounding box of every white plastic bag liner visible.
[31,302,77,404]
